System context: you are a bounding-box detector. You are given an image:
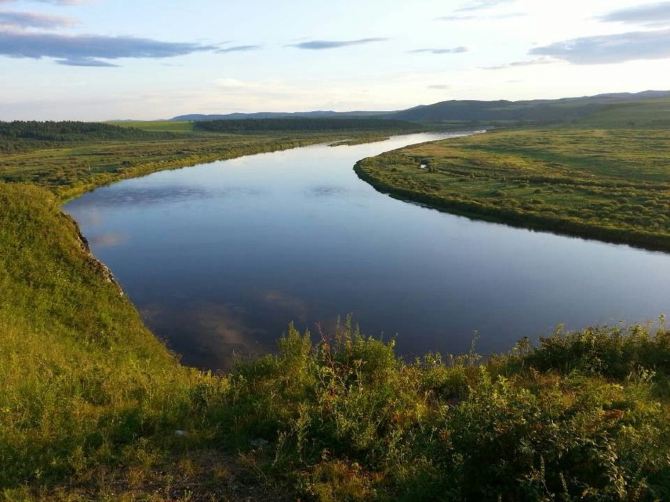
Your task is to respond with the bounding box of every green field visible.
[0,128,396,201]
[2,122,670,499]
[109,120,196,132]
[356,128,670,251]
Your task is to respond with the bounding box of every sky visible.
[1,0,670,120]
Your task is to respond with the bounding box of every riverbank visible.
[355,128,670,252]
[1,129,670,499]
[1,131,394,203]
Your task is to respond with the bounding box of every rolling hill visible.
[171,90,670,128]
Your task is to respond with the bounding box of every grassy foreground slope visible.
[356,128,670,251]
[2,187,670,499]
[0,183,228,498]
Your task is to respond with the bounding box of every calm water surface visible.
[66,133,670,370]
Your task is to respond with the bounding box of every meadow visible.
[109,120,198,133]
[1,122,670,499]
[356,128,670,251]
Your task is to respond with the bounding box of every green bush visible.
[206,321,670,500]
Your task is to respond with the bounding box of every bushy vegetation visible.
[0,121,167,154]
[194,118,426,134]
[0,121,162,142]
[212,320,670,501]
[356,128,670,251]
[0,126,381,200]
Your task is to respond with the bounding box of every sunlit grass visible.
[108,120,196,133]
[356,128,670,250]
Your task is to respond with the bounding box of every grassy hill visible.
[574,98,670,128]
[0,183,227,498]
[170,91,670,129]
[388,91,670,127]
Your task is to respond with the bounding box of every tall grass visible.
[0,183,224,492]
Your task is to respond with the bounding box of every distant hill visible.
[173,90,670,128]
[387,91,670,125]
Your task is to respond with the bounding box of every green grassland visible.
[356,128,670,251]
[0,119,433,200]
[0,131,394,201]
[2,121,670,499]
[109,120,197,133]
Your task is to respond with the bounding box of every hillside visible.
[576,98,670,128]
[388,91,670,125]
[171,90,670,128]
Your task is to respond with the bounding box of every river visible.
[65,133,670,370]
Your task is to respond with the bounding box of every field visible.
[0,128,402,201]
[356,128,670,251]
[109,120,196,133]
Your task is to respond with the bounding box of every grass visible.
[1,123,670,499]
[355,128,670,251]
[108,120,196,133]
[0,131,392,201]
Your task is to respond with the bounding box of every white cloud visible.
[531,29,670,64]
[598,2,670,27]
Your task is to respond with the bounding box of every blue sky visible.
[1,0,670,120]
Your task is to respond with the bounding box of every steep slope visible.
[0,182,215,491]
